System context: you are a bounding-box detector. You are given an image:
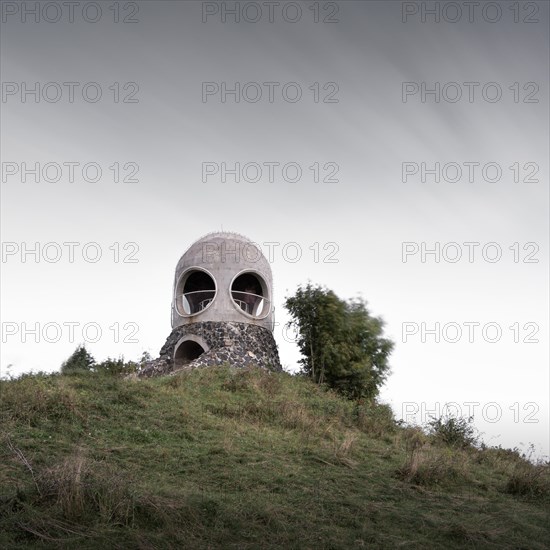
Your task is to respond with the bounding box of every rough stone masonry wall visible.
[138,321,282,378]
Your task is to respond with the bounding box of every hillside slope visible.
[1,367,548,549]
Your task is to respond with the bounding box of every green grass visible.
[1,366,548,549]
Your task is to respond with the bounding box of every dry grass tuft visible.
[38,449,137,525]
[504,462,550,501]
[396,440,469,487]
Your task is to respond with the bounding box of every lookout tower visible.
[139,232,281,377]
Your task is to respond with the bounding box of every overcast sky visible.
[1,1,548,457]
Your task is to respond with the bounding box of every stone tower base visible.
[138,321,282,378]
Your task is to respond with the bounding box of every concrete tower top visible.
[171,232,274,331]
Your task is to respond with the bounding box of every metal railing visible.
[231,291,270,317]
[175,290,216,315]
[174,289,271,318]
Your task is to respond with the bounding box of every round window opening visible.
[174,340,205,367]
[231,272,269,318]
[175,268,216,316]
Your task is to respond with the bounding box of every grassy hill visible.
[1,366,548,549]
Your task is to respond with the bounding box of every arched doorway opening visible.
[174,339,205,367]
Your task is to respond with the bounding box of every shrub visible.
[426,413,479,449]
[61,345,95,374]
[95,357,141,376]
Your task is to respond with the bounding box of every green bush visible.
[95,357,140,376]
[426,413,479,449]
[60,346,146,377]
[60,345,95,374]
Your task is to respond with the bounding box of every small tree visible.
[140,350,152,365]
[61,344,96,374]
[285,283,393,400]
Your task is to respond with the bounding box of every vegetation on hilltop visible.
[1,366,548,549]
[285,283,394,400]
